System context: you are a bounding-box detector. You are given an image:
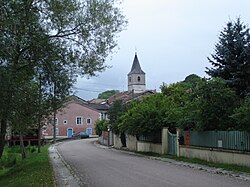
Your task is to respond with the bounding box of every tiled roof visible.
[107,90,156,104]
[87,103,110,111]
[65,95,109,112]
[88,98,106,104]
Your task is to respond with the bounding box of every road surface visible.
[57,139,250,187]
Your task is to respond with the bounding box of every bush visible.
[231,98,250,131]
[95,120,109,136]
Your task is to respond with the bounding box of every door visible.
[67,128,73,138]
[168,131,177,155]
[86,128,92,135]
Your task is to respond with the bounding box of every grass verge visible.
[0,145,55,187]
[138,152,250,174]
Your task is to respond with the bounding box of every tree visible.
[10,80,40,159]
[107,100,127,134]
[161,81,196,130]
[94,119,109,136]
[118,94,168,136]
[206,18,250,98]
[184,74,201,83]
[0,0,126,158]
[161,76,239,131]
[98,90,119,99]
[231,98,250,132]
[192,78,238,131]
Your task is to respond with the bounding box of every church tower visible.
[128,53,146,93]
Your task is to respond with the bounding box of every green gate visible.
[168,131,177,155]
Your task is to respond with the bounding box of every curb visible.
[148,156,250,182]
[49,144,84,187]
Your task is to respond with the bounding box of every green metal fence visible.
[138,130,162,143]
[182,131,250,152]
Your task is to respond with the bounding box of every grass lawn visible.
[0,145,55,187]
[139,152,250,174]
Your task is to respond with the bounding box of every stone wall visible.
[126,135,137,151]
[179,145,250,167]
[137,141,162,154]
[113,134,123,148]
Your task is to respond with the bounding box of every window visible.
[129,77,132,82]
[63,120,67,125]
[100,113,107,120]
[76,117,82,125]
[137,76,140,82]
[86,118,92,125]
[55,128,59,136]
[100,113,104,120]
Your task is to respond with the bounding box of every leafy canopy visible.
[0,0,126,158]
[98,90,119,99]
[107,100,127,134]
[95,119,109,136]
[117,75,241,135]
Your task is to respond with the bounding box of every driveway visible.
[56,139,250,187]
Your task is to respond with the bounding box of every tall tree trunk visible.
[0,119,7,159]
[19,131,26,160]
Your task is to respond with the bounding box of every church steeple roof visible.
[128,53,145,75]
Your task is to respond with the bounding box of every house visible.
[44,95,109,138]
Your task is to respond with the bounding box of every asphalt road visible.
[57,139,250,187]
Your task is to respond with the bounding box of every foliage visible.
[95,119,109,136]
[231,98,250,132]
[118,94,168,136]
[160,76,203,130]
[118,75,241,135]
[191,78,239,130]
[206,18,250,98]
[0,0,126,158]
[107,100,127,134]
[162,77,239,131]
[183,74,201,83]
[98,90,120,99]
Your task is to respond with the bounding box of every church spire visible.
[128,53,145,75]
[127,53,146,93]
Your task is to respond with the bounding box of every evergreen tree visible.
[206,18,250,98]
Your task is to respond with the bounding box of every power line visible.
[73,87,107,93]
[76,81,123,88]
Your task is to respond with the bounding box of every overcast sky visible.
[74,0,250,100]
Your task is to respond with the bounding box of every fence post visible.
[176,128,182,157]
[161,127,168,154]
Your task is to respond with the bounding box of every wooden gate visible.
[168,131,177,155]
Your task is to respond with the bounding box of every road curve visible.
[57,139,250,187]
